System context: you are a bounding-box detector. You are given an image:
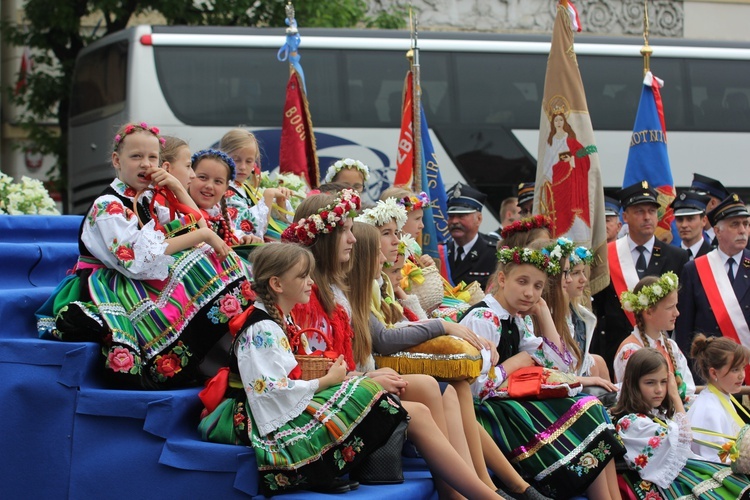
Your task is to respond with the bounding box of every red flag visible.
[279,69,319,188]
[15,47,32,95]
[394,71,415,188]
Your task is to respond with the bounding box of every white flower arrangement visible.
[259,171,309,210]
[619,271,679,314]
[0,173,59,215]
[398,233,418,260]
[355,197,408,229]
[324,158,370,183]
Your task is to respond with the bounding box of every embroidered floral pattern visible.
[263,472,305,491]
[251,375,288,394]
[88,199,136,226]
[105,346,141,375]
[110,239,136,268]
[334,436,364,469]
[617,413,667,473]
[566,440,611,476]
[207,288,251,324]
[380,397,401,415]
[233,401,249,432]
[150,341,191,382]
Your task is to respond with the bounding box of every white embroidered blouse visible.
[235,302,319,437]
[80,179,174,280]
[616,411,696,489]
[687,390,741,463]
[459,294,575,400]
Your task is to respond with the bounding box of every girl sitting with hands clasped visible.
[613,347,750,499]
[199,242,407,496]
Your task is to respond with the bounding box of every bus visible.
[68,25,750,229]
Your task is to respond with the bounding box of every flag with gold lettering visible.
[278,10,319,188]
[622,71,676,243]
[534,0,608,294]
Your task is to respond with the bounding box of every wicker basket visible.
[294,355,330,381]
[464,281,485,305]
[292,327,332,381]
[411,265,445,313]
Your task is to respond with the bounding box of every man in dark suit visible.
[675,194,750,364]
[670,191,713,260]
[591,181,689,377]
[444,183,497,290]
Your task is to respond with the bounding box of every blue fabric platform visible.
[0,215,437,499]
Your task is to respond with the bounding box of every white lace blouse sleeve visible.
[398,294,428,320]
[459,307,506,400]
[80,194,173,280]
[617,412,694,488]
[235,318,318,437]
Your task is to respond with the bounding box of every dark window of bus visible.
[69,40,128,121]
[688,59,750,132]
[341,51,450,127]
[154,47,339,127]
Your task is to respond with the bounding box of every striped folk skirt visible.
[200,377,407,496]
[476,394,624,498]
[621,459,750,499]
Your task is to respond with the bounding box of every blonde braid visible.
[250,281,285,331]
[635,313,650,349]
[662,331,683,385]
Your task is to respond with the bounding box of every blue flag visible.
[418,107,450,261]
[622,72,678,244]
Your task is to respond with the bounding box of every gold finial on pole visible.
[640,0,652,76]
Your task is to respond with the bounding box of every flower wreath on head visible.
[385,233,419,269]
[113,122,166,151]
[619,271,679,314]
[355,197,408,229]
[569,246,594,266]
[497,246,561,276]
[396,191,430,212]
[500,214,551,240]
[544,237,575,263]
[324,158,370,183]
[281,189,360,246]
[191,149,237,181]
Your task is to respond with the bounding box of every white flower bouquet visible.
[0,173,59,215]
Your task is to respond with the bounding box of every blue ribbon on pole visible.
[277,16,307,94]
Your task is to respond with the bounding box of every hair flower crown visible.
[497,246,561,276]
[281,189,360,246]
[191,149,237,181]
[113,122,166,151]
[396,191,430,212]
[324,158,370,183]
[543,237,575,263]
[501,214,550,240]
[569,246,594,266]
[619,271,679,314]
[355,197,408,229]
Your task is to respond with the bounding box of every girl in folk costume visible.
[160,136,195,191]
[382,242,429,321]
[220,128,292,240]
[613,348,750,499]
[614,273,696,405]
[323,158,369,194]
[545,241,613,383]
[350,221,552,500]
[281,190,360,370]
[380,186,436,268]
[688,334,750,463]
[36,123,250,388]
[198,242,407,496]
[188,149,258,246]
[459,245,624,500]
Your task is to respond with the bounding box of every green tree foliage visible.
[2,0,405,206]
